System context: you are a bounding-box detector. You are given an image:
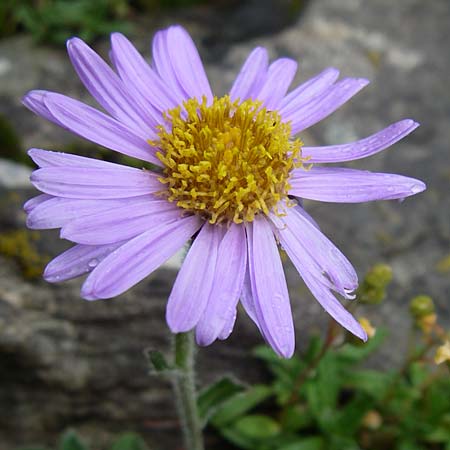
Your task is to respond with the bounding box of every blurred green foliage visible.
[20,430,149,450]
[203,331,450,450]
[198,269,450,450]
[0,0,205,45]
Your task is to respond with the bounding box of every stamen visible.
[151,95,309,224]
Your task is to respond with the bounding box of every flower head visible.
[23,25,426,357]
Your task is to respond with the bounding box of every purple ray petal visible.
[165,26,213,103]
[246,217,295,358]
[31,166,162,199]
[81,215,202,300]
[110,33,178,113]
[152,26,213,103]
[279,67,340,115]
[44,93,160,164]
[302,120,420,163]
[239,261,259,327]
[67,37,160,133]
[22,90,65,126]
[151,29,187,103]
[27,148,139,169]
[196,223,247,346]
[23,194,53,213]
[289,167,426,202]
[166,223,223,333]
[301,266,366,340]
[218,307,237,341]
[271,205,357,296]
[61,199,181,245]
[283,78,369,135]
[254,58,297,110]
[44,242,125,282]
[229,47,268,102]
[271,209,365,339]
[294,204,321,229]
[27,195,159,230]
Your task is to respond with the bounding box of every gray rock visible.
[0,0,449,448]
[0,158,32,188]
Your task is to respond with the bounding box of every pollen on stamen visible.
[150,95,310,224]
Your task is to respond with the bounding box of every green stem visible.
[172,331,204,450]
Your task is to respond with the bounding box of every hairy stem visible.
[172,331,204,450]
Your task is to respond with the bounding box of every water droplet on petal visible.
[88,258,99,268]
[410,184,423,194]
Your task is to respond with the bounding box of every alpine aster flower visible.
[23,26,426,357]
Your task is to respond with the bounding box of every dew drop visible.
[88,258,99,268]
[410,184,423,194]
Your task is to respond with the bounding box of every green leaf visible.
[197,376,245,425]
[233,415,281,440]
[59,431,88,450]
[279,436,325,450]
[110,432,148,450]
[280,404,314,432]
[396,439,424,450]
[219,426,256,450]
[144,349,172,374]
[304,353,341,430]
[211,384,273,428]
[303,335,324,363]
[253,345,305,405]
[328,436,361,450]
[332,394,374,436]
[343,369,394,399]
[337,328,387,363]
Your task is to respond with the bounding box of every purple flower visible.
[23,25,425,357]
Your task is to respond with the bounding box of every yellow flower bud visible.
[362,410,383,430]
[434,341,450,365]
[359,317,376,339]
[417,313,437,334]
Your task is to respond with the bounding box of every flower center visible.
[154,95,306,224]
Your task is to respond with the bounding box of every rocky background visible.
[0,0,449,448]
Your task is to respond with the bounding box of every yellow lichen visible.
[152,95,308,224]
[0,229,49,279]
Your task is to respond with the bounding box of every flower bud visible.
[365,264,393,287]
[409,295,435,318]
[434,341,450,365]
[357,264,393,305]
[359,317,377,339]
[362,410,383,430]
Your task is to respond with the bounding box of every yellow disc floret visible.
[153,95,308,224]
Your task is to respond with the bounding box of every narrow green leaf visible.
[280,404,314,432]
[197,376,245,425]
[332,394,374,436]
[211,384,273,427]
[305,353,341,430]
[343,369,394,399]
[337,328,387,363]
[110,432,148,450]
[219,426,256,450]
[279,436,325,450]
[144,349,172,374]
[59,431,88,450]
[233,414,281,440]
